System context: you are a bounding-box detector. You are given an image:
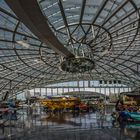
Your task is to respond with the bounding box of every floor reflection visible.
[118,122,140,140]
[0,111,140,140]
[40,113,82,126]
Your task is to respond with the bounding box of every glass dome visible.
[0,0,140,95]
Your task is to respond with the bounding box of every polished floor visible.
[0,110,140,140]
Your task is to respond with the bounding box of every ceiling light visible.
[0,65,4,70]
[101,49,109,55]
[110,70,117,74]
[91,25,95,39]
[34,59,45,64]
[16,40,30,48]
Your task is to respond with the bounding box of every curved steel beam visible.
[5,0,74,58]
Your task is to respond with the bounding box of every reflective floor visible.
[0,109,140,140]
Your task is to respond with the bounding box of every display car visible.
[115,91,140,122]
[119,111,140,122]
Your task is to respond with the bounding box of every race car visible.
[119,111,140,122]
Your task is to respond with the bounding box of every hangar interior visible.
[0,0,140,140]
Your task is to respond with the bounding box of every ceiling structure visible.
[0,0,140,94]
